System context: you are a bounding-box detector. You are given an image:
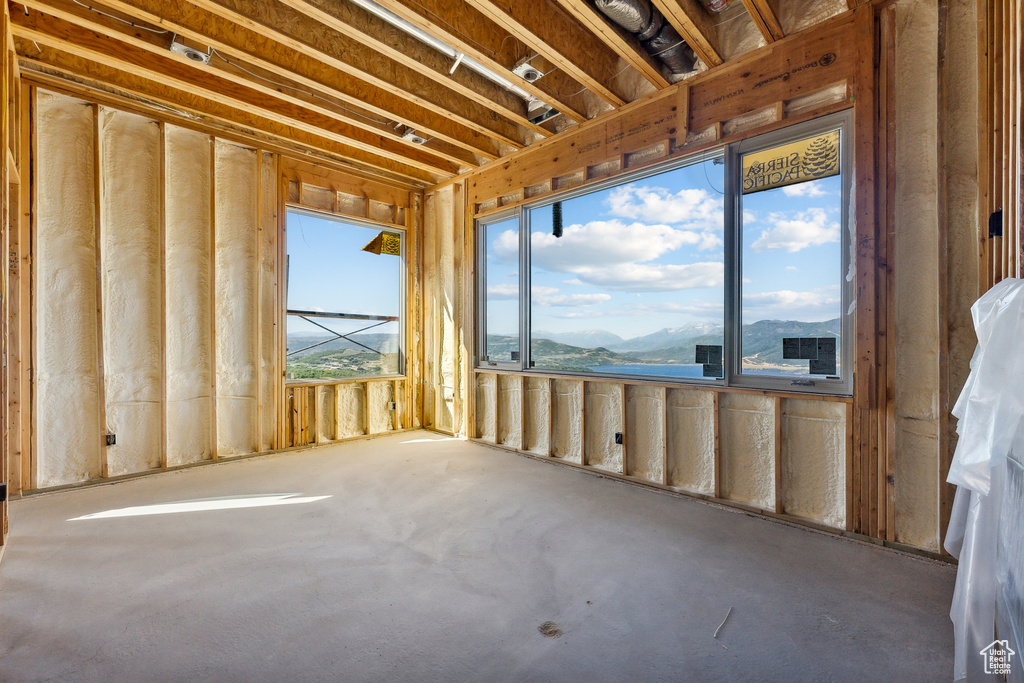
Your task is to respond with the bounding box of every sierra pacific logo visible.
[802,135,839,178]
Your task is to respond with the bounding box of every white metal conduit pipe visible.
[346,0,536,102]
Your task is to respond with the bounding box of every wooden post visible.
[774,396,783,514]
[713,391,721,499]
[158,121,167,469]
[92,103,108,478]
[661,386,669,486]
[209,136,219,460]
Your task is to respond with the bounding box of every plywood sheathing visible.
[34,92,101,487]
[164,125,214,467]
[780,398,846,528]
[719,393,775,510]
[213,141,259,457]
[99,107,162,476]
[666,388,715,495]
[892,0,940,551]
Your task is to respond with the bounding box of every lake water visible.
[588,364,711,378]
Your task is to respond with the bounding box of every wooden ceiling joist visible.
[463,0,630,107]
[552,0,670,89]
[18,0,483,170]
[274,0,550,141]
[85,0,507,162]
[370,0,591,124]
[11,11,461,177]
[649,0,723,67]
[18,53,438,187]
[182,0,528,149]
[740,0,784,43]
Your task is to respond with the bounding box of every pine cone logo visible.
[802,135,839,178]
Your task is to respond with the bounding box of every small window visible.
[286,209,403,381]
[478,213,522,366]
[730,115,851,393]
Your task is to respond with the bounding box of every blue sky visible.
[287,210,401,339]
[485,153,843,340]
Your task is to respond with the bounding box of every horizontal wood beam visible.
[185,0,528,148]
[650,0,723,67]
[19,60,434,188]
[91,0,510,160]
[552,0,670,89]
[12,9,461,176]
[14,42,441,186]
[19,0,483,169]
[464,0,629,106]
[371,0,590,123]
[741,0,785,42]
[276,0,549,141]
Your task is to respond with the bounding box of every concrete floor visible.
[0,431,955,682]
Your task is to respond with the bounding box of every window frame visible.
[285,206,407,382]
[475,111,855,396]
[726,110,854,396]
[476,208,524,370]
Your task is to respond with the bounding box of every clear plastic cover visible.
[945,278,1024,681]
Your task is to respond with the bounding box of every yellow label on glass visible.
[741,130,840,194]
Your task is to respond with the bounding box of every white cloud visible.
[742,288,841,321]
[606,184,724,231]
[487,283,519,299]
[562,261,724,292]
[781,180,828,197]
[785,266,799,271]
[750,208,840,253]
[491,228,521,263]
[535,292,612,307]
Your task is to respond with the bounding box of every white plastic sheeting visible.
[945,278,1024,682]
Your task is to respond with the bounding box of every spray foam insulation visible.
[625,385,664,484]
[34,92,103,487]
[475,373,497,442]
[335,384,366,438]
[367,381,396,434]
[164,125,214,467]
[719,393,775,509]
[523,377,550,455]
[780,399,846,528]
[893,0,941,551]
[431,187,458,433]
[551,380,583,463]
[665,389,715,494]
[317,385,336,443]
[214,140,259,456]
[497,375,522,449]
[584,382,623,474]
[259,151,277,451]
[99,108,164,477]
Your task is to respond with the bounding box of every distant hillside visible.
[487,335,641,371]
[608,322,724,353]
[532,329,624,349]
[287,332,398,358]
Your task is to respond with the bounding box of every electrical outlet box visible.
[0,482,7,503]
[106,433,116,446]
[389,402,397,411]
[614,432,623,445]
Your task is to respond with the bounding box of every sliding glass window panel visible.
[737,125,847,386]
[286,209,403,381]
[528,156,726,380]
[480,215,521,366]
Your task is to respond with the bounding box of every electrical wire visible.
[71,0,169,33]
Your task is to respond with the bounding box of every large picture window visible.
[286,209,404,381]
[477,112,853,395]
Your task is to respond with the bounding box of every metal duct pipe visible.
[594,0,698,75]
[347,0,534,101]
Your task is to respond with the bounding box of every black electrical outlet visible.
[614,432,623,445]
[389,402,397,410]
[106,433,116,446]
[0,482,7,503]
